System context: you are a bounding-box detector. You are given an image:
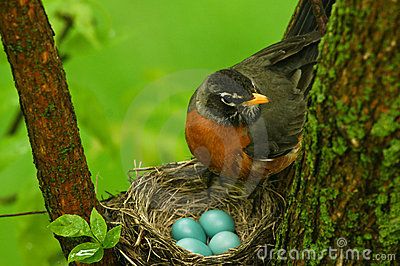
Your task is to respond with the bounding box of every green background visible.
[0,0,295,264]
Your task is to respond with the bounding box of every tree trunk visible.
[0,0,118,264]
[275,0,399,264]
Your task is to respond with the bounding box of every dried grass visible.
[104,160,283,265]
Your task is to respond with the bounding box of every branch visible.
[0,211,47,218]
[0,0,118,264]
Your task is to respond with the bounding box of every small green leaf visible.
[48,214,92,237]
[80,247,104,264]
[67,242,101,263]
[90,208,107,243]
[103,225,122,248]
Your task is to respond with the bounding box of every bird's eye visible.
[220,94,236,106]
[219,92,245,106]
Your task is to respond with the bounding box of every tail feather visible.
[275,0,336,96]
[285,0,335,38]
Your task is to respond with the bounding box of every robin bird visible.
[185,0,334,181]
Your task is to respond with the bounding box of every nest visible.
[104,160,284,265]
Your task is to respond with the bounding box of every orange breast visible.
[185,110,253,178]
[185,110,300,180]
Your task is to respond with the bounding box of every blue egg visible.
[208,231,241,255]
[199,209,235,237]
[171,218,207,243]
[176,238,213,256]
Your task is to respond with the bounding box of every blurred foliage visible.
[0,0,295,264]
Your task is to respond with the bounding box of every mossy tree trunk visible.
[0,0,118,264]
[275,0,399,264]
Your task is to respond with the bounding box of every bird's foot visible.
[193,163,215,198]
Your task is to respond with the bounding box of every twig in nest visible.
[118,248,138,266]
[105,160,283,265]
[128,159,143,182]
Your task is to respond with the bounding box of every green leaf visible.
[90,208,107,243]
[103,225,122,248]
[67,242,101,263]
[80,247,104,264]
[48,214,92,237]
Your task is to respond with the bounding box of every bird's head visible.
[194,69,269,126]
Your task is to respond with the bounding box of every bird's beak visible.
[243,93,270,106]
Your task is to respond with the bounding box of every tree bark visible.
[275,0,399,264]
[0,0,118,264]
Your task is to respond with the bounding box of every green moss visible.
[374,136,400,250]
[363,233,372,240]
[7,42,24,54]
[376,176,400,249]
[276,0,400,261]
[310,79,326,104]
[332,136,347,155]
[313,188,339,248]
[42,103,56,118]
[59,175,66,183]
[334,99,368,142]
[359,152,371,165]
[371,99,400,137]
[319,146,335,177]
[304,113,320,174]
[59,144,75,158]
[362,86,373,101]
[72,183,81,196]
[376,194,388,205]
[382,139,400,167]
[346,210,360,229]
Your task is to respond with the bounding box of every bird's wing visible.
[234,32,321,159]
[233,31,321,71]
[243,75,307,160]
